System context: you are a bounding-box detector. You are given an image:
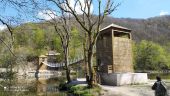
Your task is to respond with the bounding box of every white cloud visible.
[0,25,7,31]
[65,0,93,14]
[38,0,94,19]
[160,10,169,16]
[37,10,57,20]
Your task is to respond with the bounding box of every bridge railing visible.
[42,55,84,68]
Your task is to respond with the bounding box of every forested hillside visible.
[103,15,170,44]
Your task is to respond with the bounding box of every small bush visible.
[59,83,72,91]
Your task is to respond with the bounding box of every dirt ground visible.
[71,78,170,96]
[100,80,170,96]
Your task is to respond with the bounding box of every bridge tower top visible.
[39,55,47,65]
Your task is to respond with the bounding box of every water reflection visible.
[36,77,64,96]
[0,76,68,96]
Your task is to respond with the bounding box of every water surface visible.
[0,76,68,96]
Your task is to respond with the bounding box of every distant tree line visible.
[0,22,82,66]
[133,40,170,71]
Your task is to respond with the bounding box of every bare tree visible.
[0,19,14,54]
[48,0,120,87]
[0,0,72,83]
[34,7,72,82]
[0,0,32,80]
[0,0,34,57]
[53,12,72,83]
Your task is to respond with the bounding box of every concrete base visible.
[99,73,148,86]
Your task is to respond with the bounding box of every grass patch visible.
[68,85,102,96]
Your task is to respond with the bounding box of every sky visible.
[0,0,170,30]
[26,0,170,20]
[113,0,170,19]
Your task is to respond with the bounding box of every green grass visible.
[68,85,102,96]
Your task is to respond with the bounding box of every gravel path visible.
[70,78,170,96]
[100,85,154,96]
[100,80,170,96]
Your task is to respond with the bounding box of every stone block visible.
[100,73,148,86]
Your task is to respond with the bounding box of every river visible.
[0,75,68,96]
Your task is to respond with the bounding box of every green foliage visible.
[0,22,85,70]
[0,52,16,68]
[69,27,83,59]
[33,27,45,49]
[134,40,170,71]
[0,71,15,79]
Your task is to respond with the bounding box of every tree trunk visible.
[83,32,89,82]
[64,47,71,83]
[66,68,71,83]
[87,44,94,88]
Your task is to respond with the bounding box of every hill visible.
[0,15,170,70]
[102,15,170,44]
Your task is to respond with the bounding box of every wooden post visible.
[107,65,113,73]
[112,29,115,72]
